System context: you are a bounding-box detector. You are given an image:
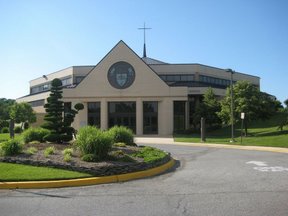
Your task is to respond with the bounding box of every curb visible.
[0,159,175,189]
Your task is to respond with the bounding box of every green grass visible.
[0,162,92,181]
[175,112,288,148]
[0,133,10,142]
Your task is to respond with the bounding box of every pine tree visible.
[42,78,64,143]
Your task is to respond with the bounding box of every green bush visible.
[62,148,73,156]
[43,133,60,143]
[14,126,23,133]
[1,127,9,133]
[133,146,167,163]
[44,146,55,157]
[22,127,50,143]
[75,126,113,160]
[60,134,73,143]
[81,154,100,162]
[0,139,23,156]
[109,126,134,146]
[113,142,127,147]
[25,147,37,155]
[23,122,29,130]
[63,154,72,162]
[0,120,9,131]
[109,150,135,162]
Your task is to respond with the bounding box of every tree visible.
[42,78,65,143]
[42,78,84,143]
[9,102,36,127]
[192,87,221,130]
[218,81,278,136]
[0,98,15,130]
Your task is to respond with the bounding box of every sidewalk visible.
[134,136,288,154]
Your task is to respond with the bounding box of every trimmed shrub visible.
[43,133,60,143]
[75,126,113,160]
[108,126,134,146]
[22,127,50,143]
[44,146,55,157]
[133,146,167,163]
[23,122,29,130]
[62,148,73,156]
[0,139,23,156]
[25,147,37,155]
[1,127,9,133]
[0,120,9,131]
[14,126,23,133]
[60,134,73,143]
[63,154,72,162]
[81,154,100,162]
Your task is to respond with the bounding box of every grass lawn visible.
[175,112,288,148]
[0,162,92,181]
[0,133,10,142]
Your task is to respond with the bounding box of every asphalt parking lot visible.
[1,143,288,216]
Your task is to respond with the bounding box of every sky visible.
[0,0,287,103]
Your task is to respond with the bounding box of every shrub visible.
[14,126,23,133]
[75,126,113,160]
[109,150,135,163]
[113,142,127,147]
[60,134,73,143]
[0,139,23,156]
[62,148,73,156]
[63,154,72,162]
[108,126,134,146]
[22,127,50,143]
[81,154,100,162]
[133,146,167,163]
[25,147,37,155]
[44,133,60,143]
[44,146,55,157]
[1,127,9,133]
[23,122,29,130]
[0,120,9,131]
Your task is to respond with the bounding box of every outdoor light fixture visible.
[42,75,48,80]
[226,68,235,142]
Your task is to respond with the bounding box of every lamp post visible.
[226,69,235,142]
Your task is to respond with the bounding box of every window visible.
[61,77,72,86]
[88,102,101,128]
[108,102,136,133]
[160,74,194,82]
[143,102,158,134]
[199,75,230,87]
[29,99,45,107]
[75,76,85,84]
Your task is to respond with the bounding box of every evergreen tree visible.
[42,78,64,143]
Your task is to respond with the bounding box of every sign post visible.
[241,112,245,144]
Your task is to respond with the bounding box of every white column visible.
[101,99,108,130]
[136,98,143,135]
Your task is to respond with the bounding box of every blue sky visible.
[0,0,287,103]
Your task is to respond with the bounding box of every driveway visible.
[1,143,288,216]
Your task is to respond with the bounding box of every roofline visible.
[29,65,96,82]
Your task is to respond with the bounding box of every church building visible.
[17,40,260,135]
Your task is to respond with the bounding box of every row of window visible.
[88,101,158,134]
[159,74,194,82]
[199,75,231,86]
[30,77,73,94]
[29,99,45,107]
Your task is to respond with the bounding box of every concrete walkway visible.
[134,136,288,154]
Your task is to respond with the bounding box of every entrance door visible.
[108,102,136,132]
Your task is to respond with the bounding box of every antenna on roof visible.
[138,22,151,58]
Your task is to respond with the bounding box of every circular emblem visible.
[107,61,135,89]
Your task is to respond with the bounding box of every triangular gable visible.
[64,40,185,98]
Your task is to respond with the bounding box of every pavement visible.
[1,143,288,216]
[134,136,288,154]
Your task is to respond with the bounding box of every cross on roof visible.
[138,23,151,58]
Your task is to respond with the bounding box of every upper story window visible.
[75,76,85,84]
[29,99,45,107]
[199,75,231,87]
[159,74,194,82]
[30,76,72,94]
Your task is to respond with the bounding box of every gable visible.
[64,41,186,98]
